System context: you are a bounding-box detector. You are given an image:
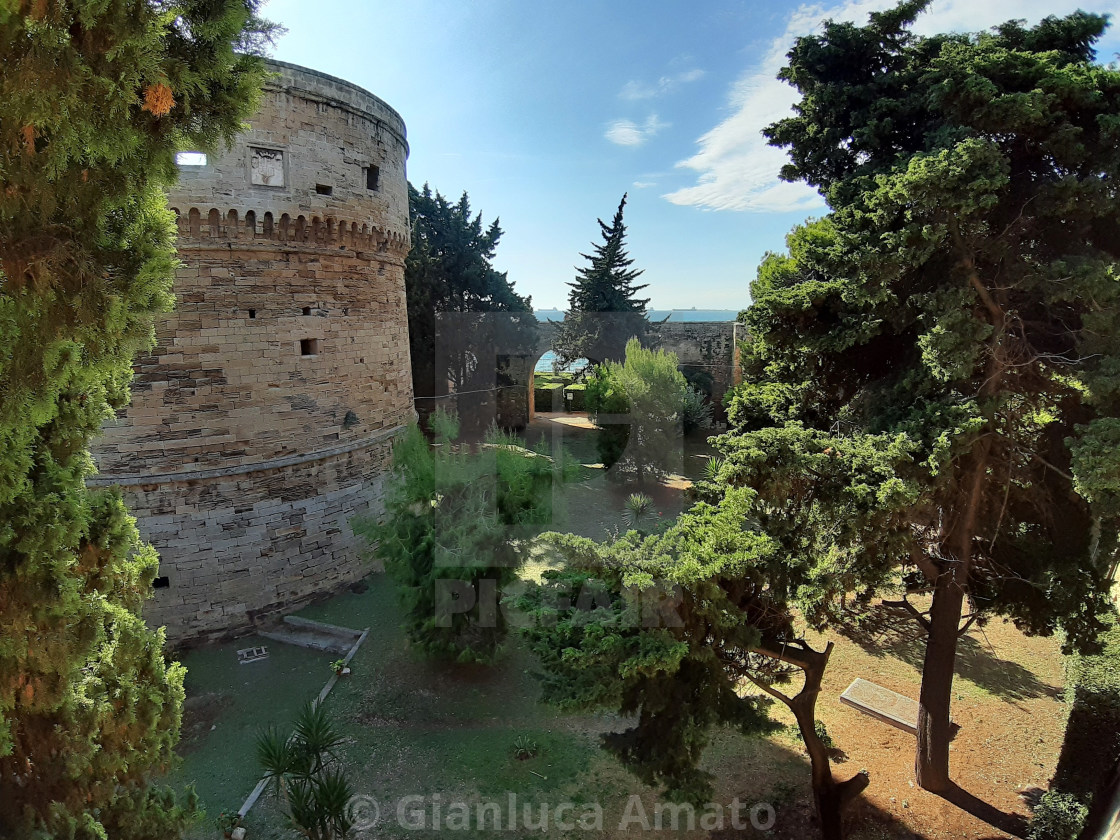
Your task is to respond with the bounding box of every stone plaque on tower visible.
[249,146,284,187]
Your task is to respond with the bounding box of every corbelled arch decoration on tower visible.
[90,60,414,643]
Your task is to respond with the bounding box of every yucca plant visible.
[512,735,539,760]
[703,457,724,482]
[622,493,656,531]
[256,702,353,839]
[681,385,714,433]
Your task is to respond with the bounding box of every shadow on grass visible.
[838,603,1061,702]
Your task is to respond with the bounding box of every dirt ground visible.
[770,602,1068,840]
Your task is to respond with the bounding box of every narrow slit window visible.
[302,306,312,315]
[300,338,319,357]
[315,183,333,196]
[248,309,256,319]
[366,165,379,191]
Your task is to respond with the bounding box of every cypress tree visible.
[0,3,274,836]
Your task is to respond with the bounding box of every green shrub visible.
[681,385,714,434]
[585,339,688,481]
[564,383,587,411]
[256,703,353,840]
[534,381,564,412]
[1027,791,1088,840]
[622,492,656,531]
[358,411,577,662]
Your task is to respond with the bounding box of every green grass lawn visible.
[168,421,787,839]
[171,568,809,839]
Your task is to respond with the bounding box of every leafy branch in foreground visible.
[724,3,1120,826]
[0,2,274,837]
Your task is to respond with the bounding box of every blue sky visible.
[262,0,1120,310]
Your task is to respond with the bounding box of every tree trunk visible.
[915,565,965,793]
[1077,753,1120,840]
[790,697,869,840]
[751,639,869,840]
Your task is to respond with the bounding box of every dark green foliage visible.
[518,490,793,805]
[1027,791,1088,840]
[359,411,577,662]
[256,702,354,840]
[0,2,273,837]
[585,339,688,482]
[554,194,649,366]
[405,183,536,422]
[563,382,587,411]
[621,492,655,531]
[681,385,713,434]
[721,2,1120,791]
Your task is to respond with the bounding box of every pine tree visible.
[0,3,274,837]
[718,2,1120,827]
[518,488,870,839]
[405,182,536,428]
[555,193,650,366]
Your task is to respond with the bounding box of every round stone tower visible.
[91,60,414,642]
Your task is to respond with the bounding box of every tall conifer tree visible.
[405,182,536,428]
[555,193,650,366]
[0,3,273,836]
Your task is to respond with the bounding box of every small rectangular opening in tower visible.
[175,151,207,167]
[248,309,256,319]
[153,576,170,589]
[300,338,319,357]
[366,166,379,191]
[302,306,312,315]
[315,183,333,196]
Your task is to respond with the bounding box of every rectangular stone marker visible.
[839,678,921,734]
[237,645,269,664]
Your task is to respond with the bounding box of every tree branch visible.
[741,671,795,708]
[948,217,1004,326]
[882,597,932,633]
[957,613,980,637]
[910,545,941,583]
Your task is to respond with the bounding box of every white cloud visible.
[605,114,669,147]
[620,68,706,100]
[665,0,1120,213]
[632,180,657,189]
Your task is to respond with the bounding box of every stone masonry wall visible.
[90,60,413,643]
[530,320,741,421]
[649,321,739,418]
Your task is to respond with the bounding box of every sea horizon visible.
[534,308,739,322]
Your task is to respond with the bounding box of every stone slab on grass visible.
[840,678,921,735]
